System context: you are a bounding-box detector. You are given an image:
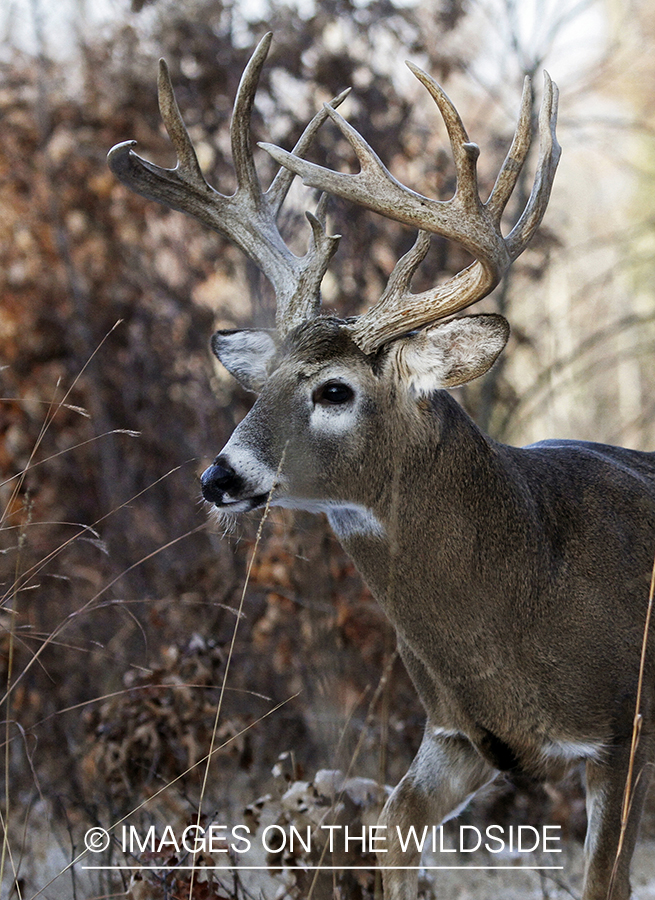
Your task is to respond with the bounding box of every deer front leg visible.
[583,738,654,900]
[378,726,497,900]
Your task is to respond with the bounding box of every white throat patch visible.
[326,504,385,540]
[273,497,384,540]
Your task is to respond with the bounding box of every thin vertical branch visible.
[607,550,655,898]
[188,447,287,900]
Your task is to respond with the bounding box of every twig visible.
[24,692,299,900]
[188,447,287,900]
[607,550,655,898]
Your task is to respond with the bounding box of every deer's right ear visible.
[211,329,277,393]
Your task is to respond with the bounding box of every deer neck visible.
[330,392,525,625]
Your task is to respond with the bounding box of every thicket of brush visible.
[2,0,651,896]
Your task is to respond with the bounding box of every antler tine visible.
[506,72,561,259]
[485,76,533,221]
[404,63,482,212]
[262,67,559,354]
[262,105,474,243]
[349,250,493,354]
[267,88,351,216]
[108,33,344,336]
[232,36,350,212]
[158,59,206,187]
[231,32,272,203]
[261,88,506,264]
[107,59,216,218]
[378,231,432,303]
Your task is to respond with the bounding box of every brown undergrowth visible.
[0,14,617,898]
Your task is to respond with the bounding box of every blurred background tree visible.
[1,0,655,897]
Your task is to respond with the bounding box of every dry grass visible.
[0,351,414,899]
[0,351,621,900]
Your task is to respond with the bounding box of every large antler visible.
[107,33,346,334]
[262,66,560,354]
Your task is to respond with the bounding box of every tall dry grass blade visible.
[187,448,287,900]
[24,691,299,900]
[306,650,398,900]
[0,429,140,489]
[0,463,188,610]
[0,520,206,708]
[0,806,23,900]
[607,550,655,899]
[1,499,32,897]
[0,320,123,529]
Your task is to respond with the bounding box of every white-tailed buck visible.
[109,34,655,900]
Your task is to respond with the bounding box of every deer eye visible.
[312,381,354,406]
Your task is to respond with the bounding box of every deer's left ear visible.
[387,314,510,396]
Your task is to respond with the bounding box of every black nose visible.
[201,458,241,504]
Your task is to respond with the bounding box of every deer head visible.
[108,33,559,520]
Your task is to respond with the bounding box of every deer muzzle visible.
[200,451,275,512]
[201,458,244,505]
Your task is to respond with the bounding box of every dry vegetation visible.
[1,0,655,897]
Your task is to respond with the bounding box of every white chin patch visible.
[207,491,383,540]
[272,497,384,539]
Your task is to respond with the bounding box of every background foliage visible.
[1,0,655,896]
